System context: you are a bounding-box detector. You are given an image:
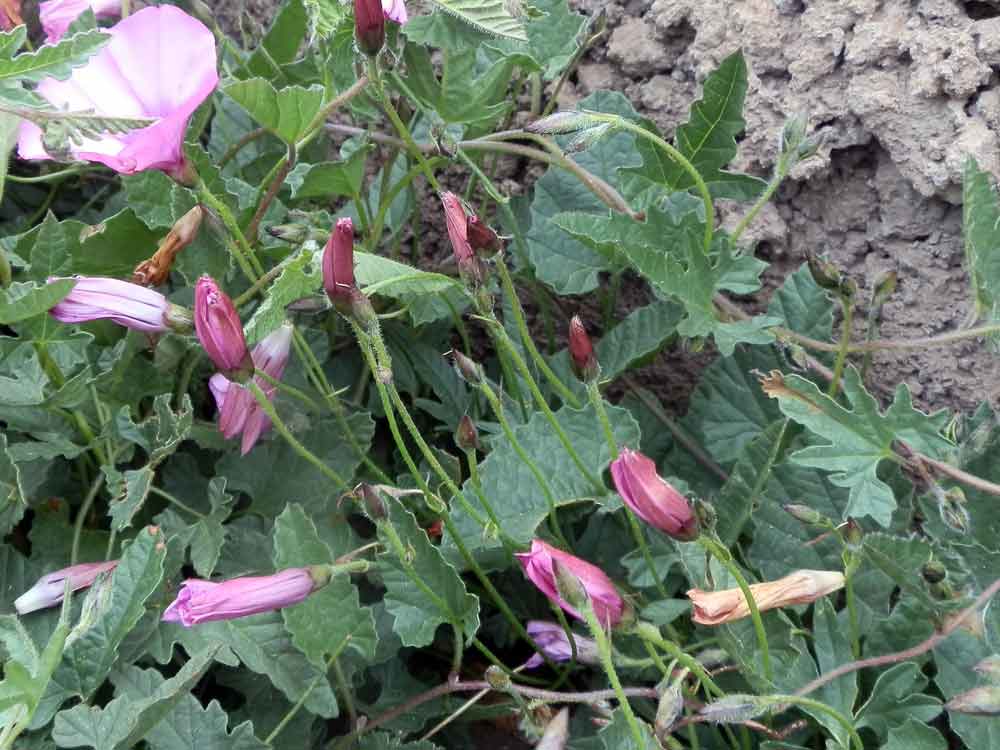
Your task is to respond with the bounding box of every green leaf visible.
[767,264,835,343]
[272,504,376,668]
[357,734,440,750]
[104,466,154,534]
[881,719,947,750]
[762,367,953,526]
[223,79,324,145]
[0,110,21,205]
[378,500,480,647]
[46,527,166,707]
[247,0,308,76]
[0,27,27,58]
[620,51,766,202]
[597,709,659,750]
[854,662,942,740]
[355,252,468,327]
[216,412,374,516]
[483,0,587,78]
[0,30,108,84]
[51,647,218,750]
[286,154,367,201]
[449,403,639,553]
[426,0,527,41]
[122,172,199,230]
[963,157,1000,343]
[810,599,858,748]
[157,478,234,578]
[243,246,322,344]
[0,434,29,535]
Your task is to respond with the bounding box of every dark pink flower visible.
[322,218,356,307]
[48,275,176,333]
[15,560,118,614]
[516,539,625,626]
[194,276,252,380]
[610,449,699,541]
[440,192,483,284]
[354,0,385,55]
[209,322,293,454]
[523,620,598,669]
[18,6,218,180]
[568,315,598,382]
[39,0,120,42]
[162,567,325,626]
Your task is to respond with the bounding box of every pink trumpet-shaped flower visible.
[322,218,356,307]
[162,567,327,626]
[48,275,181,333]
[516,539,625,626]
[523,620,599,669]
[39,0,121,43]
[18,6,218,181]
[610,448,699,541]
[15,560,118,614]
[209,322,293,454]
[194,276,253,380]
[382,0,407,23]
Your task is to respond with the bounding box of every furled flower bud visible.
[782,504,830,527]
[15,560,119,614]
[946,685,1000,716]
[699,694,773,723]
[132,205,204,286]
[455,415,481,453]
[357,483,388,521]
[466,214,501,255]
[687,569,845,626]
[440,191,484,286]
[323,217,357,309]
[522,620,599,669]
[610,449,699,541]
[194,275,253,380]
[450,350,484,386]
[526,111,604,135]
[48,276,180,334]
[568,315,599,382]
[161,567,328,626]
[805,251,842,291]
[354,0,385,55]
[516,539,625,626]
[922,559,947,584]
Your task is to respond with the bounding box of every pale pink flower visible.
[523,620,599,669]
[15,560,118,614]
[39,0,121,43]
[610,448,699,541]
[48,275,174,333]
[18,6,218,180]
[687,569,845,626]
[382,0,407,23]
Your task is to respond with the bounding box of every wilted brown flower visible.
[133,205,204,286]
[687,569,845,626]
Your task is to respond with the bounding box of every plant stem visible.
[70,472,106,566]
[844,569,861,659]
[633,622,726,698]
[828,293,854,398]
[149,486,208,520]
[730,170,784,245]
[246,380,349,490]
[766,695,863,750]
[255,369,323,412]
[698,536,773,684]
[463,448,516,556]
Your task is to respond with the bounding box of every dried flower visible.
[466,214,501,254]
[568,315,599,382]
[209,322,293,454]
[610,448,699,541]
[522,620,599,669]
[48,275,188,333]
[194,276,253,380]
[18,6,218,182]
[322,217,357,309]
[39,0,120,42]
[536,708,570,750]
[15,560,118,614]
[162,567,329,626]
[516,539,625,626]
[687,569,845,626]
[133,205,204,286]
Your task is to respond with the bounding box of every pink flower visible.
[354,0,385,55]
[15,560,118,614]
[610,449,699,541]
[17,6,218,180]
[162,567,324,626]
[39,0,121,43]
[322,218,356,307]
[194,276,252,380]
[382,0,407,23]
[516,539,625,626]
[568,315,598,382]
[48,275,179,333]
[209,322,293,454]
[440,192,482,284]
[523,620,599,669]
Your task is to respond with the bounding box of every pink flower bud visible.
[15,560,118,614]
[568,316,599,382]
[194,276,253,380]
[610,449,699,541]
[516,539,625,626]
[440,192,483,285]
[523,620,599,669]
[161,567,327,626]
[48,276,177,333]
[323,218,356,308]
[210,322,293,454]
[466,214,501,255]
[354,0,385,55]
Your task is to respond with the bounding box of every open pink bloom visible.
[611,448,699,541]
[48,275,176,333]
[39,0,121,42]
[15,560,118,614]
[194,276,252,379]
[382,0,407,23]
[687,569,845,626]
[516,539,625,626]
[162,567,323,626]
[322,218,356,307]
[523,620,599,669]
[209,322,293,454]
[18,6,218,180]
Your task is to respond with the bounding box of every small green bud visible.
[783,504,830,526]
[347,288,377,329]
[164,304,194,334]
[871,269,898,308]
[552,559,590,613]
[806,250,842,291]
[526,111,604,135]
[654,682,685,739]
[781,113,808,156]
[699,694,772,723]
[922,559,947,584]
[485,665,511,690]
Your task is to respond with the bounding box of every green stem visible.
[463,448,516,556]
[730,168,784,245]
[583,604,648,748]
[247,380,349,490]
[844,569,861,659]
[149,486,208,520]
[586,381,618,459]
[195,180,263,279]
[6,166,96,183]
[767,695,863,750]
[633,621,725,698]
[255,369,323,412]
[698,537,772,684]
[495,256,582,409]
[70,473,105,566]
[828,294,854,398]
